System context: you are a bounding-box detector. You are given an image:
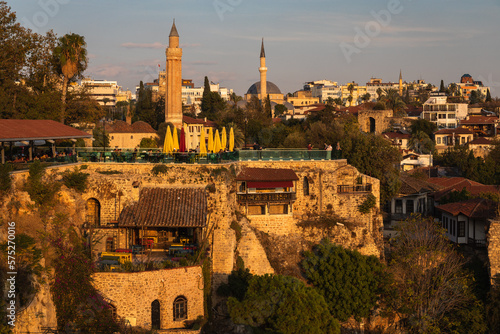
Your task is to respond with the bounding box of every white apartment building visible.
[81,78,120,106]
[182,83,233,106]
[421,95,468,128]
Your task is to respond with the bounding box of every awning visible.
[247,181,294,188]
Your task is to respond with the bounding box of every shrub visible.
[151,165,170,176]
[140,137,158,148]
[62,167,89,193]
[25,160,60,206]
[0,163,13,194]
[358,193,376,214]
[230,220,242,242]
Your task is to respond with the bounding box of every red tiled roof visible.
[434,128,474,135]
[398,175,444,195]
[427,177,482,188]
[183,115,217,127]
[429,178,500,202]
[236,167,299,181]
[0,119,92,141]
[119,187,207,228]
[469,137,493,145]
[436,198,497,219]
[460,115,499,125]
[405,105,423,117]
[106,121,156,134]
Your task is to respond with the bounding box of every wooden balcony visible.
[237,192,296,204]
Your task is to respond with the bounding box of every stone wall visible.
[93,266,204,330]
[488,219,500,284]
[358,109,393,134]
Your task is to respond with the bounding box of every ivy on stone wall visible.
[358,193,376,214]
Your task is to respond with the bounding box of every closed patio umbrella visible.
[199,127,207,154]
[173,127,179,151]
[179,127,186,152]
[208,127,214,152]
[214,129,221,153]
[229,127,235,151]
[163,126,172,153]
[183,123,189,150]
[221,127,227,150]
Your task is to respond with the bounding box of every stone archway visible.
[86,198,101,226]
[369,117,376,133]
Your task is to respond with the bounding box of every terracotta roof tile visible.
[434,128,474,135]
[460,115,499,125]
[0,119,92,141]
[398,175,444,195]
[469,137,493,145]
[106,121,156,134]
[383,132,411,140]
[119,187,207,227]
[436,198,497,219]
[236,167,299,181]
[183,115,217,127]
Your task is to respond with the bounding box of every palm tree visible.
[449,83,457,97]
[381,88,406,115]
[376,88,383,101]
[347,95,353,107]
[409,131,434,154]
[361,93,371,103]
[53,33,88,124]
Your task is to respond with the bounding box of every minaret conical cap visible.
[260,38,265,58]
[169,19,179,37]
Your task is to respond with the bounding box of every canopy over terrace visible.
[0,119,92,163]
[118,187,207,248]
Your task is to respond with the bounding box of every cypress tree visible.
[439,79,445,92]
[486,89,492,102]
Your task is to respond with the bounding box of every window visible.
[131,135,133,139]
[405,200,414,214]
[303,177,310,196]
[248,205,265,215]
[173,296,187,321]
[269,204,288,215]
[458,221,465,237]
[395,200,403,214]
[437,137,441,144]
[461,137,465,144]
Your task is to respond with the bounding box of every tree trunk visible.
[60,75,68,124]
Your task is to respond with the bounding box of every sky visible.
[8,0,500,97]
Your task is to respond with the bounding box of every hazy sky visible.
[9,0,500,97]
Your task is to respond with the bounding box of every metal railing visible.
[337,184,372,193]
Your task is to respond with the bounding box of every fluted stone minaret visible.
[399,69,403,96]
[165,20,183,129]
[259,38,267,101]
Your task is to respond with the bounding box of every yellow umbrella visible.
[199,126,207,154]
[207,127,214,153]
[221,127,227,150]
[214,129,221,153]
[163,126,172,153]
[172,127,179,151]
[229,127,235,151]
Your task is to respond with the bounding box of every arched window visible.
[173,296,187,321]
[86,198,101,226]
[303,177,310,196]
[151,299,161,329]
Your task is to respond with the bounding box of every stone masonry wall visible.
[488,219,500,284]
[93,266,204,330]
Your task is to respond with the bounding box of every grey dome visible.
[246,81,282,95]
[283,102,294,110]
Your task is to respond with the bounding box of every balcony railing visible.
[237,192,297,204]
[468,238,487,248]
[337,184,372,193]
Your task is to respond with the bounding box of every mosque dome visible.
[246,81,282,95]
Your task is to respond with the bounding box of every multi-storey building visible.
[421,94,468,128]
[81,78,120,106]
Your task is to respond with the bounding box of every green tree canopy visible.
[227,274,340,334]
[388,215,486,333]
[301,239,388,322]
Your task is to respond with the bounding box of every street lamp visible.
[102,119,106,162]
